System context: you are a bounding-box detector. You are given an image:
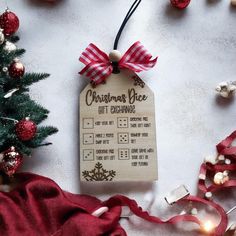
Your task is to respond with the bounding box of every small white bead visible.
[191,208,198,215]
[199,173,206,180]
[218,155,225,161]
[225,159,231,165]
[2,67,8,72]
[205,192,213,199]
[109,50,122,62]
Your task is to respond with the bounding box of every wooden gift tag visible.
[80,70,158,181]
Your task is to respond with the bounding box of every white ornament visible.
[213,171,229,185]
[109,50,122,62]
[216,81,236,98]
[4,41,17,52]
[0,29,5,45]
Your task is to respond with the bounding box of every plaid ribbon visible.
[79,41,158,86]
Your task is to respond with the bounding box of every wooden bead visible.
[109,50,122,62]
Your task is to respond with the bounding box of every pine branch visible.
[0,33,58,161]
[26,126,58,148]
[0,48,25,66]
[3,94,50,124]
[20,73,50,87]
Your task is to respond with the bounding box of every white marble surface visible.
[1,0,236,235]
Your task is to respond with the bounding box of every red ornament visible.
[170,0,191,9]
[15,118,37,141]
[0,10,19,36]
[9,61,25,79]
[0,147,23,176]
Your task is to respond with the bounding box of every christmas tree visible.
[0,10,58,176]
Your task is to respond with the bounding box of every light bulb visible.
[201,220,215,233]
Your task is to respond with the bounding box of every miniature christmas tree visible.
[0,9,58,176]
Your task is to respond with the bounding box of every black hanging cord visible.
[113,0,142,50]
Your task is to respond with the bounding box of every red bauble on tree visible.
[170,0,191,9]
[9,60,25,79]
[0,10,19,36]
[0,147,23,176]
[15,118,37,141]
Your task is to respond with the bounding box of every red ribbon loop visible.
[79,41,158,85]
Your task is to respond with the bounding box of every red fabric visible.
[0,173,123,236]
[198,130,236,195]
[0,172,227,236]
[79,41,157,85]
[1,131,235,235]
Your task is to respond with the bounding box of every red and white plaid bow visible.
[79,41,158,85]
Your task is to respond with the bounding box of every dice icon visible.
[118,133,129,144]
[83,133,94,145]
[83,149,94,161]
[83,118,94,129]
[118,148,130,160]
[117,117,128,128]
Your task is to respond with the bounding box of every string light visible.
[201,221,215,234]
